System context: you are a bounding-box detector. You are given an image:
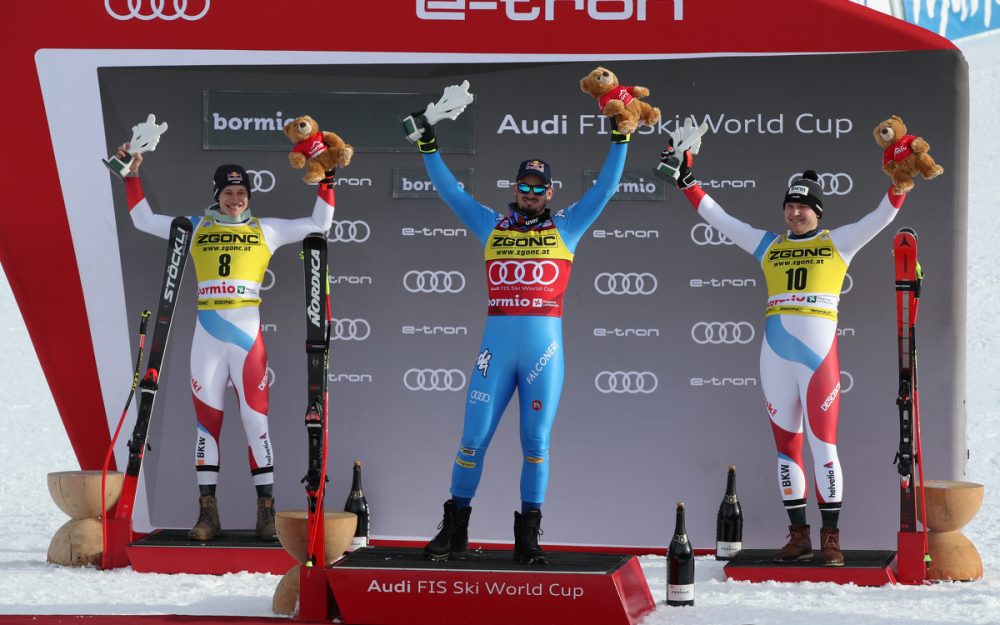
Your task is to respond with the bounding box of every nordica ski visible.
[302,233,331,568]
[112,217,194,534]
[893,226,929,583]
[101,309,150,569]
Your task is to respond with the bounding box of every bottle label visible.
[348,536,369,550]
[716,541,742,557]
[667,584,694,602]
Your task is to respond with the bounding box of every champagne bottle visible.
[344,460,370,550]
[666,501,694,607]
[715,465,743,560]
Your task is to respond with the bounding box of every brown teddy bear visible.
[873,115,943,194]
[283,115,354,184]
[580,66,661,134]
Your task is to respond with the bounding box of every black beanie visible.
[212,164,251,200]
[783,170,824,217]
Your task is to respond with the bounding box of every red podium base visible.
[723,549,897,586]
[323,547,655,625]
[126,529,294,575]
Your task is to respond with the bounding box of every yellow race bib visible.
[760,231,847,320]
[190,218,272,310]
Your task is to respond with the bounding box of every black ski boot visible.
[513,509,547,565]
[424,499,472,561]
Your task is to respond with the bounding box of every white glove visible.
[128,114,169,155]
[669,115,708,156]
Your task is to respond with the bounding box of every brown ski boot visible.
[774,524,813,562]
[188,495,221,541]
[818,527,845,566]
[256,496,277,541]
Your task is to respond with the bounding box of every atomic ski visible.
[893,226,929,583]
[107,216,193,566]
[302,233,331,568]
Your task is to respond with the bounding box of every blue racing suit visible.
[422,142,627,504]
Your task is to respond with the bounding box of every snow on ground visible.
[1,33,999,625]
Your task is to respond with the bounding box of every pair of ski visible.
[893,227,930,582]
[101,218,332,569]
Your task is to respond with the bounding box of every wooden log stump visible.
[47,518,104,567]
[917,480,984,532]
[916,480,985,581]
[272,564,301,616]
[47,470,123,520]
[927,530,983,581]
[275,510,357,565]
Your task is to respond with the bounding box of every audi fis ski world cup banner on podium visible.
[2,1,967,551]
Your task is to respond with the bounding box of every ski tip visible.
[896,227,917,238]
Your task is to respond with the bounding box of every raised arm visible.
[829,187,905,264]
[416,124,498,246]
[260,178,336,252]
[655,134,773,259]
[556,130,630,248]
[120,148,174,239]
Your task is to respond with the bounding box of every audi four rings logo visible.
[328,221,371,243]
[691,321,756,344]
[787,172,853,196]
[691,223,733,246]
[840,370,855,394]
[470,390,491,402]
[594,371,659,394]
[404,369,466,391]
[330,319,371,341]
[245,169,275,194]
[261,269,275,291]
[594,272,657,295]
[404,270,466,293]
[842,273,854,295]
[488,261,559,285]
[105,0,210,20]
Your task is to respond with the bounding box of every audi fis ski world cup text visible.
[368,578,585,601]
[498,112,854,139]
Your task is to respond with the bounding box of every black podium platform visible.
[127,529,293,574]
[724,548,897,585]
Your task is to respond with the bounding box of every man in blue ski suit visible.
[410,113,629,564]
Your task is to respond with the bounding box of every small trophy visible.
[102,114,169,179]
[401,80,475,143]
[655,115,709,182]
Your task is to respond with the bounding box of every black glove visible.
[609,117,630,144]
[319,169,336,187]
[653,139,696,189]
[402,111,438,153]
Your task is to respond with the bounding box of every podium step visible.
[335,545,633,572]
[325,547,655,625]
[723,548,897,585]
[127,529,294,575]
